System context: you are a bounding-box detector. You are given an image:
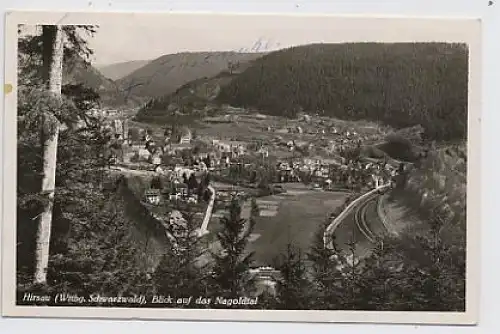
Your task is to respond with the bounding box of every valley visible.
[16,28,468,312]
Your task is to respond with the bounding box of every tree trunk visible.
[34,25,64,284]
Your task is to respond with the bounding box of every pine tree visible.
[46,188,151,300]
[16,84,109,291]
[208,199,255,302]
[273,243,312,310]
[410,209,465,311]
[17,88,106,284]
[18,24,99,285]
[307,219,344,309]
[188,173,198,191]
[153,211,207,306]
[339,239,364,310]
[349,206,466,312]
[354,239,402,310]
[17,25,157,303]
[249,197,259,231]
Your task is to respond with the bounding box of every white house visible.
[257,147,269,158]
[173,166,195,181]
[179,128,192,144]
[144,189,161,206]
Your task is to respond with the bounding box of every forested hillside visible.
[218,43,468,141]
[117,51,264,99]
[63,56,139,107]
[134,71,236,124]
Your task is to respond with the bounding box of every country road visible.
[198,185,216,236]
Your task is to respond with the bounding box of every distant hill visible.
[217,43,468,141]
[96,60,151,81]
[117,51,265,99]
[64,57,140,108]
[134,71,238,124]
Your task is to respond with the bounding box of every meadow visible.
[247,184,349,266]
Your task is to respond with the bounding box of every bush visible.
[130,151,140,163]
[379,134,420,162]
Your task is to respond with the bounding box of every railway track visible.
[324,183,391,251]
[354,193,387,244]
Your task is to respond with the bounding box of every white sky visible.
[87,24,286,66]
[19,13,477,66]
[85,15,337,65]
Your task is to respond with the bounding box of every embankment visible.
[114,176,170,270]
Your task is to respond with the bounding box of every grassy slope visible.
[117,51,265,99]
[96,60,151,81]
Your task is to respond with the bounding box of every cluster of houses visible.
[143,177,203,207]
[274,156,401,190]
[133,128,255,169]
[211,139,247,158]
[118,118,400,206]
[265,127,381,161]
[275,158,333,183]
[265,120,371,138]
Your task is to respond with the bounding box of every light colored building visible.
[248,267,281,297]
[257,147,269,158]
[144,189,161,206]
[173,166,195,180]
[150,152,162,165]
[180,130,192,144]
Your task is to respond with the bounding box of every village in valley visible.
[16,22,467,311]
[97,102,423,291]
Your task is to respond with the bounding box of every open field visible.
[247,184,349,266]
[203,183,350,266]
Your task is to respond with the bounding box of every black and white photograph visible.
[2,11,481,324]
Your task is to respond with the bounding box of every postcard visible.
[2,11,481,325]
